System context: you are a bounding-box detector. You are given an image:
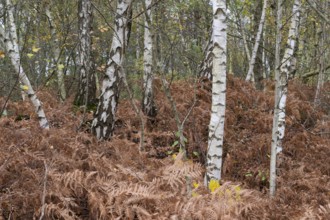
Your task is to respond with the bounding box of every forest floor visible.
[0,76,329,219]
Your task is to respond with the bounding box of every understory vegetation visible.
[1,76,329,219]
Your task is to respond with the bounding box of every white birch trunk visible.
[245,0,268,83]
[92,0,132,140]
[75,0,96,106]
[45,7,66,101]
[270,0,301,197]
[270,0,283,197]
[0,0,49,129]
[205,0,227,185]
[142,0,156,117]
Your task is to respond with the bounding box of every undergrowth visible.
[0,76,329,219]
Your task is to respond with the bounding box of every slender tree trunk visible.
[238,14,251,62]
[270,0,282,197]
[142,0,157,117]
[0,0,49,129]
[205,0,227,185]
[75,0,96,107]
[270,0,301,197]
[314,1,327,105]
[245,0,268,83]
[92,0,132,140]
[45,6,66,102]
[283,0,301,80]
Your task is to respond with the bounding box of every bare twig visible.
[39,161,48,220]
[301,64,330,79]
[306,0,330,24]
[158,59,198,158]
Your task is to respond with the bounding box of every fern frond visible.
[44,203,78,220]
[162,159,202,189]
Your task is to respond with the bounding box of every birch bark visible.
[245,0,268,83]
[205,0,227,185]
[0,0,49,129]
[92,0,132,140]
[45,6,66,101]
[142,0,157,117]
[270,0,301,197]
[199,37,213,80]
[75,0,96,106]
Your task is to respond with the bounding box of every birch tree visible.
[245,0,267,83]
[0,0,49,129]
[205,0,227,185]
[142,0,157,117]
[45,5,66,102]
[314,1,327,105]
[75,0,96,106]
[270,0,301,197]
[92,0,132,140]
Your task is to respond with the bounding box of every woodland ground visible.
[0,76,329,219]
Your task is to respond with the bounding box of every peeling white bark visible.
[92,0,132,140]
[205,0,227,185]
[245,0,268,82]
[0,0,49,129]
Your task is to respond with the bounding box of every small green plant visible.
[245,171,253,177]
[171,131,188,147]
[258,170,267,182]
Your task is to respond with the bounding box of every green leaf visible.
[193,151,199,157]
[172,141,179,147]
[57,64,65,71]
[245,173,253,177]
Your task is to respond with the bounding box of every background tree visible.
[45,3,67,102]
[245,0,268,84]
[0,0,49,129]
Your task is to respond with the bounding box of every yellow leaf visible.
[172,154,177,160]
[27,53,34,58]
[192,192,199,197]
[208,179,220,193]
[32,46,41,53]
[0,50,5,58]
[99,26,109,32]
[234,185,241,192]
[193,182,199,189]
[57,64,65,71]
[20,85,29,91]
